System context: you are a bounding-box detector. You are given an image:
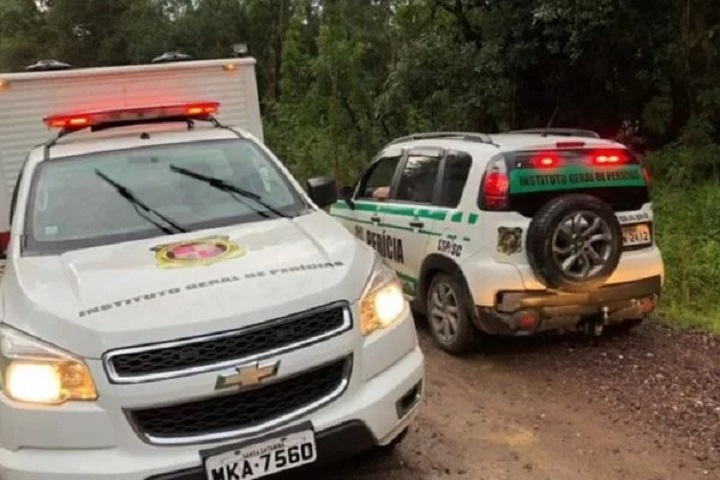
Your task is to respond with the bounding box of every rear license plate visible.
[203,428,317,480]
[621,223,652,247]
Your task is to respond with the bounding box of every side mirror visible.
[337,185,356,209]
[306,175,338,209]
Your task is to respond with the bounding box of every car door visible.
[379,146,445,298]
[329,149,403,245]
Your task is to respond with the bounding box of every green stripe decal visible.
[510,165,645,194]
[396,272,419,296]
[468,213,479,225]
[450,212,463,223]
[330,201,448,221]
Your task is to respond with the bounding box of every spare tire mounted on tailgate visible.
[526,194,622,293]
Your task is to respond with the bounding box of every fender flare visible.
[416,253,474,314]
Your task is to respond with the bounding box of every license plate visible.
[622,223,652,247]
[204,429,317,480]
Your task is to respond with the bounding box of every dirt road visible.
[298,321,720,480]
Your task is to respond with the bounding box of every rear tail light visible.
[591,152,627,165]
[0,231,9,254]
[642,164,651,186]
[530,153,562,168]
[480,157,509,210]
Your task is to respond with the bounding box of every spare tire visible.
[526,194,622,293]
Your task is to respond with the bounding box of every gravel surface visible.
[292,319,719,480]
[505,321,720,471]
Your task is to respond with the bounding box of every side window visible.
[357,155,401,200]
[436,152,472,207]
[395,154,441,204]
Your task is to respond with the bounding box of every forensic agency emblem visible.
[497,227,523,255]
[151,235,246,269]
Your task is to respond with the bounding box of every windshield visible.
[23,138,309,254]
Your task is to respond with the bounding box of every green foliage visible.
[1,0,720,331]
[652,179,720,333]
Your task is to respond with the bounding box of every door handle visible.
[409,221,424,228]
[370,215,381,223]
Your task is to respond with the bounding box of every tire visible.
[426,272,480,355]
[526,194,623,293]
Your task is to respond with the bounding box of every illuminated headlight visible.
[359,254,407,336]
[0,326,97,405]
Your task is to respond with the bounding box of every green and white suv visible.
[330,130,664,354]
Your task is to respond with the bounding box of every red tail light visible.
[591,150,628,165]
[480,158,509,210]
[530,153,562,168]
[642,164,651,186]
[0,231,9,253]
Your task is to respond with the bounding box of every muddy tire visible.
[526,194,623,293]
[426,273,480,355]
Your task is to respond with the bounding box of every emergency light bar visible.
[43,101,220,130]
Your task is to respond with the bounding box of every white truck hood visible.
[0,211,374,358]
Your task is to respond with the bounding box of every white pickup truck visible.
[0,57,424,480]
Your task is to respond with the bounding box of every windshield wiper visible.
[169,164,290,219]
[95,170,187,235]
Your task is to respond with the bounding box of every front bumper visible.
[0,300,424,480]
[147,420,386,480]
[0,345,423,480]
[477,275,662,335]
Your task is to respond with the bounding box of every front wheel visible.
[426,273,480,355]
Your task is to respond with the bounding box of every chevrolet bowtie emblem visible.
[215,360,280,390]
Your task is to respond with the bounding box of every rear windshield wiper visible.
[169,164,290,219]
[95,170,187,235]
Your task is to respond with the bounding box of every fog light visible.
[396,381,422,419]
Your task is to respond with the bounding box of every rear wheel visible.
[426,273,480,355]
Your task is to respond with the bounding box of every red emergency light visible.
[43,101,221,130]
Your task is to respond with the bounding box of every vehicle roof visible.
[27,122,248,165]
[381,132,626,158]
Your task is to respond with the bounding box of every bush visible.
[649,152,720,332]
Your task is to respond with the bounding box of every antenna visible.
[542,105,560,137]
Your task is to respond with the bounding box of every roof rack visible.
[505,128,600,139]
[151,51,193,64]
[386,131,497,146]
[25,59,72,72]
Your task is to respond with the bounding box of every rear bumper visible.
[476,275,662,335]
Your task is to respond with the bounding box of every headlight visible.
[359,254,406,336]
[0,326,97,405]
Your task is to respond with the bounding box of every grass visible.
[652,181,720,333]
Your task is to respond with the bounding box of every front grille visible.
[129,356,351,445]
[105,302,350,382]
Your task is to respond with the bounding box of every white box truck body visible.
[0,57,264,257]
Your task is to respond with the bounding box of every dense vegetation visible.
[1,0,718,331]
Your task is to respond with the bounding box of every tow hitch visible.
[579,306,609,336]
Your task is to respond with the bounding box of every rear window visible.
[23,138,308,254]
